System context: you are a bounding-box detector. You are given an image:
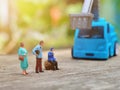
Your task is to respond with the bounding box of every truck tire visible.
[109,47,111,58]
[114,43,118,56]
[71,47,76,59]
[104,48,110,60]
[105,48,110,60]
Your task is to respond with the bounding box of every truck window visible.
[78,26,104,39]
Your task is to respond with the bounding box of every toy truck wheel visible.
[104,49,109,60]
[71,47,76,59]
[109,48,111,58]
[114,42,118,56]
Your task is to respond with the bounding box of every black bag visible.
[35,50,40,54]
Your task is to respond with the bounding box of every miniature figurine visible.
[48,48,59,70]
[18,42,28,75]
[32,40,44,73]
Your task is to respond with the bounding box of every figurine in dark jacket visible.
[48,48,59,70]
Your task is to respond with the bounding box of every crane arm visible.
[82,0,93,13]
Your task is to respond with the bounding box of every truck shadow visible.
[71,56,118,61]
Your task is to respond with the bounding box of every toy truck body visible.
[72,18,118,59]
[70,0,118,60]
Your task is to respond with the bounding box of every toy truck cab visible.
[72,18,118,59]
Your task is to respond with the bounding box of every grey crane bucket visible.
[69,0,99,30]
[70,13,93,30]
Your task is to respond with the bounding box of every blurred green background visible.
[0,0,119,54]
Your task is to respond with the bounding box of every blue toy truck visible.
[70,0,118,60]
[72,18,118,60]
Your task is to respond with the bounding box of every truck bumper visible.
[73,50,109,60]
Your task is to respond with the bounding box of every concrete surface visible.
[0,49,120,90]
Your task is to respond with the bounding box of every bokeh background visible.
[0,0,119,54]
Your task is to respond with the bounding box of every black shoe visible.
[40,71,44,72]
[36,71,39,73]
[56,68,59,70]
[52,69,56,71]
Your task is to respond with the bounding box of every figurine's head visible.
[50,48,54,51]
[39,40,44,46]
[20,42,24,47]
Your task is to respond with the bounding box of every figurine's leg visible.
[22,70,25,75]
[22,70,28,75]
[54,61,59,70]
[39,58,44,72]
[35,58,39,73]
[49,61,55,70]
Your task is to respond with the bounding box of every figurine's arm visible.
[18,48,25,57]
[32,45,39,56]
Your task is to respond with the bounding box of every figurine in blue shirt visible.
[32,41,44,73]
[48,48,59,70]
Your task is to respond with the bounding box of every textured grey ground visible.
[0,49,120,90]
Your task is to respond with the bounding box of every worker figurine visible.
[32,40,44,73]
[48,48,59,70]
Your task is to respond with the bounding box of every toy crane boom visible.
[82,0,93,13]
[70,0,99,30]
